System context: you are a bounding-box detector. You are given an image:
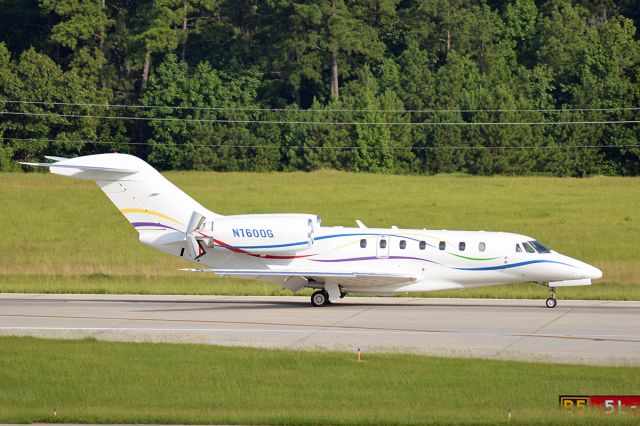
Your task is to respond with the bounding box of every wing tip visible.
[19,161,52,167]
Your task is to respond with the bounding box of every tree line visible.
[0,0,639,175]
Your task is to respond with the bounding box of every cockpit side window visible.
[522,242,536,253]
[516,244,522,253]
[530,240,551,253]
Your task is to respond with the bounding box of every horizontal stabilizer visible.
[44,155,69,162]
[20,161,138,174]
[19,153,216,235]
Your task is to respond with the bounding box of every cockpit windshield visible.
[528,240,551,254]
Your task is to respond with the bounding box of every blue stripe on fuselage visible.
[315,232,434,246]
[225,233,435,251]
[453,259,575,271]
[226,240,309,249]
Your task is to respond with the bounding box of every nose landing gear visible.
[545,287,557,308]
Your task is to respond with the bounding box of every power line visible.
[2,100,640,114]
[1,110,639,126]
[3,137,638,150]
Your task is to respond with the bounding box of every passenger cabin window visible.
[439,241,446,250]
[478,242,486,252]
[399,240,406,249]
[379,239,387,249]
[419,241,426,250]
[459,242,466,251]
[523,242,536,253]
[360,239,367,249]
[516,244,522,253]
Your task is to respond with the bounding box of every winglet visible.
[44,155,69,162]
[355,219,367,229]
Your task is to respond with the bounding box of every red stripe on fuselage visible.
[212,239,315,259]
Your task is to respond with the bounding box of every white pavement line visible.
[1,326,639,341]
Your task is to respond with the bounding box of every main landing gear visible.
[545,287,557,308]
[311,290,329,307]
[310,289,347,306]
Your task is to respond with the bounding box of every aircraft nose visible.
[579,262,602,280]
[556,253,603,281]
[585,264,603,279]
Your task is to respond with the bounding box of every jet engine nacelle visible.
[200,214,320,254]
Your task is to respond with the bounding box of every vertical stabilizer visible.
[22,153,217,233]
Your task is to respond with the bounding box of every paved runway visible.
[0,293,638,365]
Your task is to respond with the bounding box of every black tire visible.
[545,297,557,308]
[311,290,327,307]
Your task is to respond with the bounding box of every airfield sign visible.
[560,395,640,414]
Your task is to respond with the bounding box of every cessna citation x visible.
[23,154,602,308]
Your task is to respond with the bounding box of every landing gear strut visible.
[545,287,557,308]
[311,290,330,307]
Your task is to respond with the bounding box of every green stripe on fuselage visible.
[450,253,502,261]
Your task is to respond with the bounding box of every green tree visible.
[0,43,13,170]
[566,15,640,175]
[0,0,638,175]
[266,0,385,105]
[504,0,538,67]
[0,45,102,169]
[140,54,278,171]
[340,67,414,172]
[40,0,114,90]
[135,1,186,88]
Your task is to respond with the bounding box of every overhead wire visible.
[1,110,639,126]
[2,101,638,152]
[1,99,640,114]
[2,137,638,150]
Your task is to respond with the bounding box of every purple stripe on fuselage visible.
[311,256,440,265]
[310,256,378,262]
[131,222,181,232]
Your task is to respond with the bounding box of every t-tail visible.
[21,154,218,236]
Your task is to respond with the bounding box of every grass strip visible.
[0,336,638,425]
[2,172,639,298]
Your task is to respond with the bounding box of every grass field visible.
[1,171,639,299]
[0,336,638,425]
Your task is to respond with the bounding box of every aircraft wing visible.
[181,268,417,287]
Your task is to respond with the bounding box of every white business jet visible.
[22,154,602,307]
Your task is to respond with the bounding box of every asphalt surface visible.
[0,293,638,365]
